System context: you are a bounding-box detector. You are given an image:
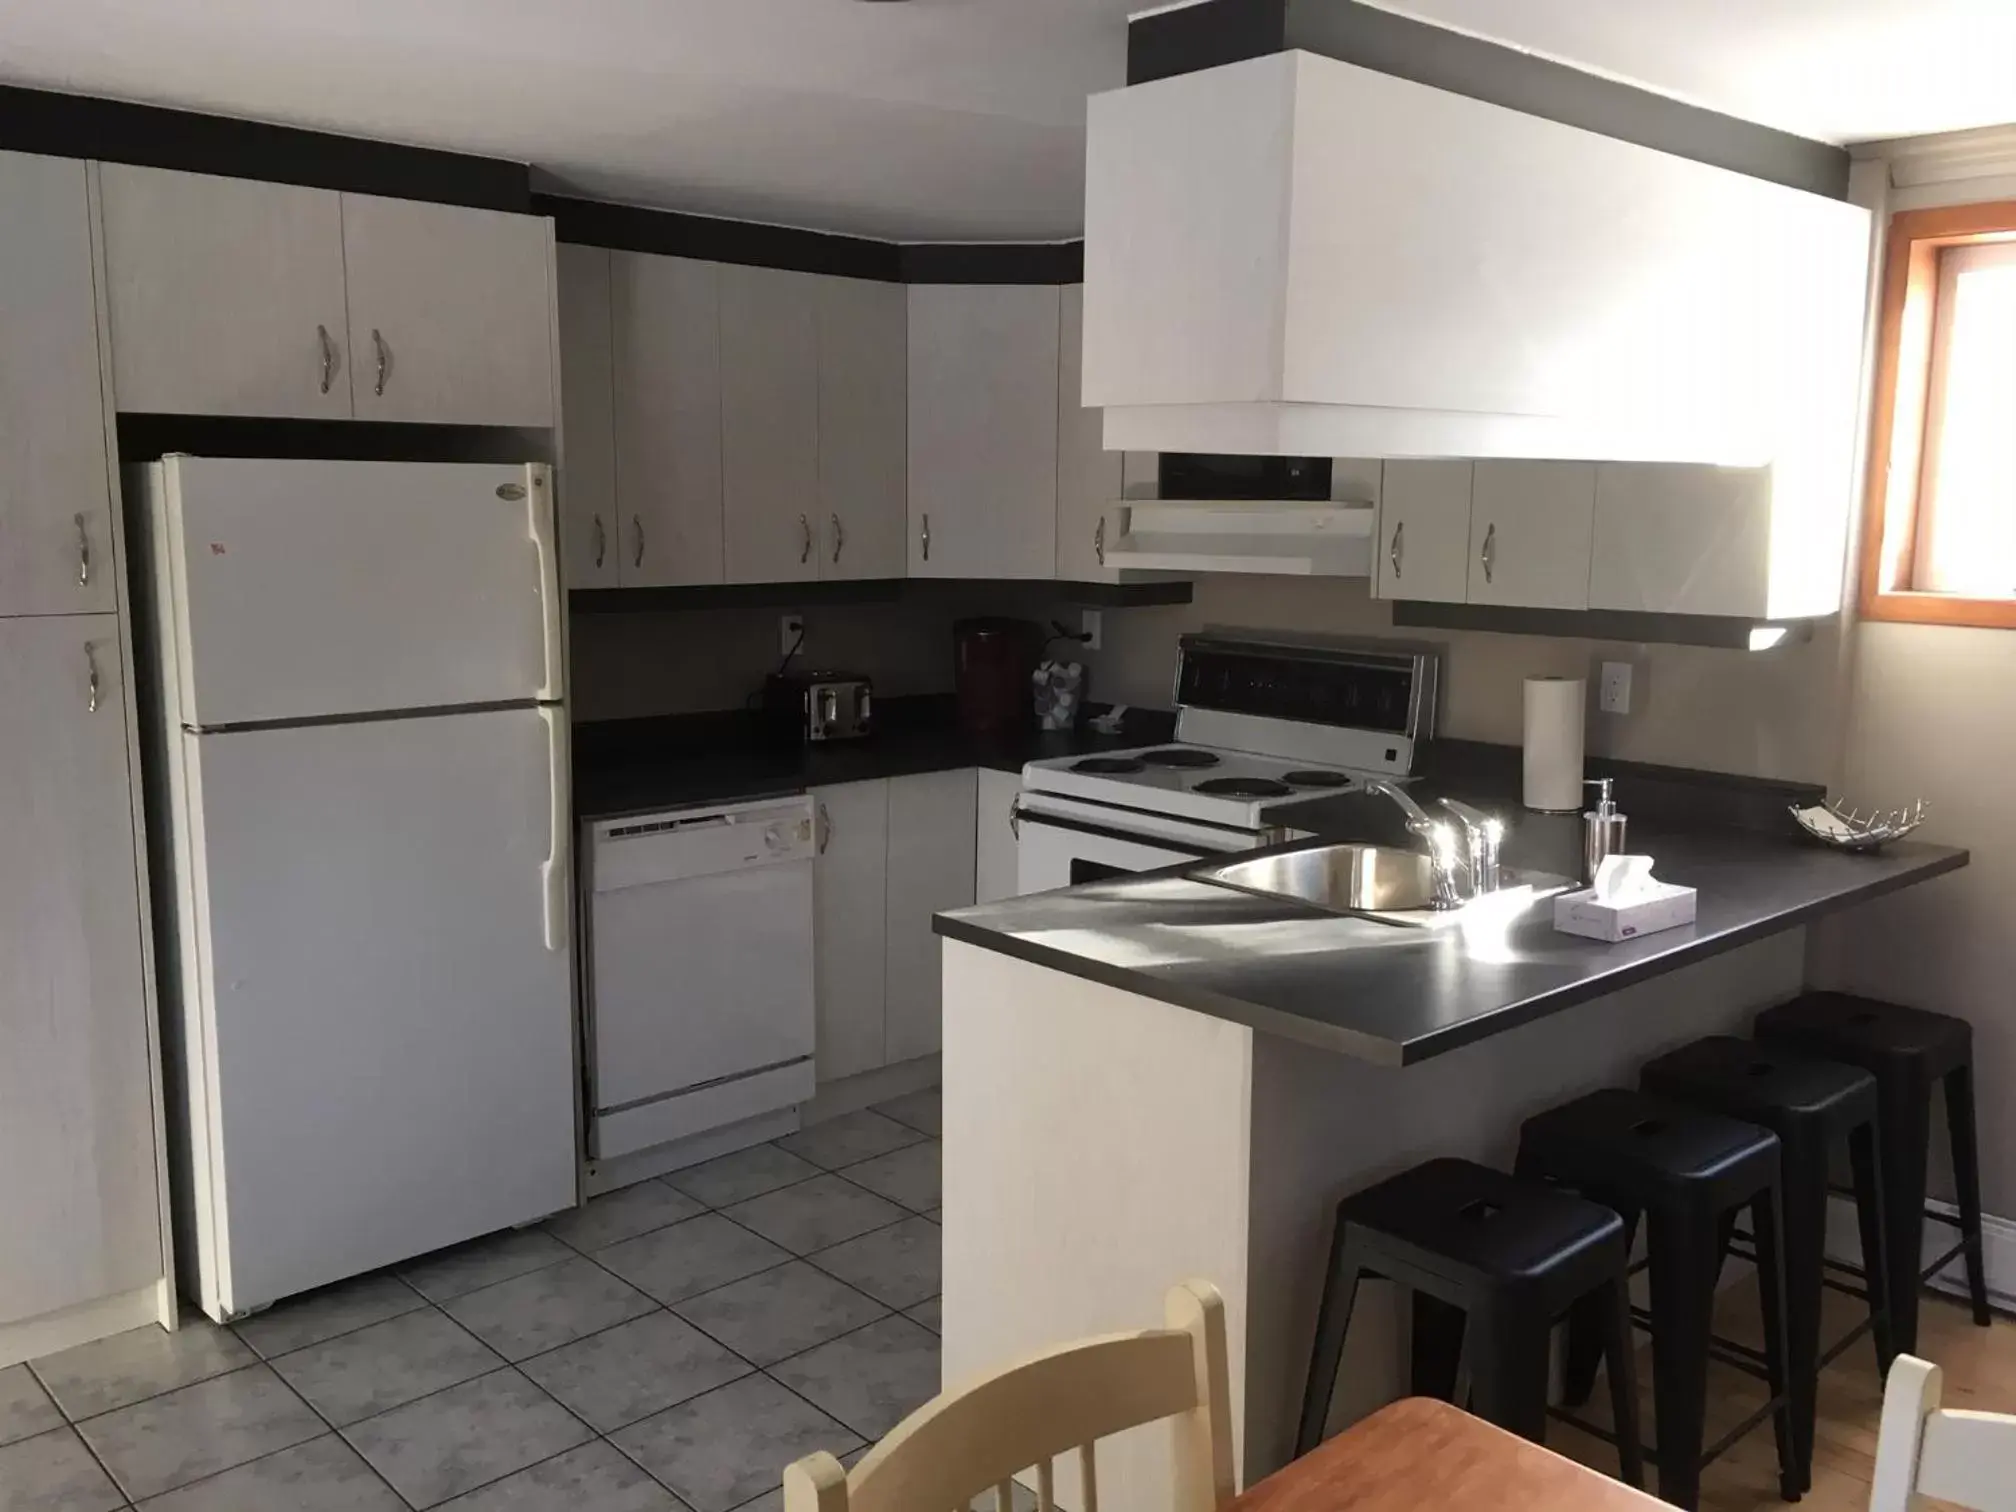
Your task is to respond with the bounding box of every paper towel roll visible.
[1523,676,1586,811]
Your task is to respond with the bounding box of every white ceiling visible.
[0,0,2010,241]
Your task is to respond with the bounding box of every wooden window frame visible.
[1860,200,2016,626]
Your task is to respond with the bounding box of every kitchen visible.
[1,4,2013,1512]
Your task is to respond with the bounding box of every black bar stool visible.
[1517,1089,1797,1511]
[1296,1157,1643,1489]
[1640,1035,1893,1491]
[1754,991,1991,1353]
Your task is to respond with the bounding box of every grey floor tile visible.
[33,1319,255,1420]
[612,1375,860,1512]
[269,1308,501,1427]
[0,1427,122,1512]
[663,1146,820,1209]
[673,1262,886,1368]
[904,1297,942,1335]
[872,1089,941,1138]
[545,1181,705,1253]
[774,1112,923,1172]
[809,1217,940,1311]
[77,1364,322,1502]
[837,1143,939,1215]
[517,1312,749,1434]
[341,1368,589,1510]
[0,1363,63,1448]
[233,1274,428,1360]
[596,1215,790,1306]
[398,1230,573,1304]
[134,1434,403,1512]
[443,1256,656,1363]
[437,1439,684,1512]
[769,1315,941,1441]
[722,1176,903,1256]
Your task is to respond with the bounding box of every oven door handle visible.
[1013,807,1226,859]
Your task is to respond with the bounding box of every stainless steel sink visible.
[1194,844,1442,913]
[1191,843,1575,928]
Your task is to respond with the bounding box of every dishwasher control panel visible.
[592,795,816,892]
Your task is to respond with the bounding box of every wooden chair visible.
[1868,1353,2016,1512]
[783,1280,1234,1512]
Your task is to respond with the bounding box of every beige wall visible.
[1083,575,1848,784]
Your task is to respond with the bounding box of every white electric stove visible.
[1015,632,1441,893]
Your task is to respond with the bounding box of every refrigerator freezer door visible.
[153,457,561,727]
[177,706,574,1315]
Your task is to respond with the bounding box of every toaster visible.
[764,671,873,742]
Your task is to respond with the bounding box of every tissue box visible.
[1553,882,1697,942]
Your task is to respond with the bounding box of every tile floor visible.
[3,1097,943,1512]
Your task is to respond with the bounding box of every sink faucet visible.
[1365,780,1466,910]
[1365,782,1506,907]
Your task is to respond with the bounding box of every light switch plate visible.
[780,614,805,657]
[1080,609,1103,651]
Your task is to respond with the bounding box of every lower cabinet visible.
[974,768,1022,904]
[885,769,977,1062]
[811,769,979,1080]
[0,616,163,1331]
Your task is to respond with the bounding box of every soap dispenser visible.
[1583,778,1628,884]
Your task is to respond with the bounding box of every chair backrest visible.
[783,1280,1234,1512]
[1869,1354,2016,1512]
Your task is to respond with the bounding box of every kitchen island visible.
[930,828,1964,1512]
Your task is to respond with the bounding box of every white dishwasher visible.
[586,795,816,1160]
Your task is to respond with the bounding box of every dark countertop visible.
[933,827,1967,1067]
[573,698,1175,820]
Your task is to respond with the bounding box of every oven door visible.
[1014,794,1260,894]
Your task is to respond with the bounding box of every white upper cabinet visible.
[1467,462,1596,610]
[557,244,619,589]
[908,284,1060,579]
[100,164,351,419]
[815,276,908,581]
[340,193,554,428]
[610,252,724,587]
[720,265,820,585]
[0,616,161,1325]
[1083,51,1870,468]
[0,152,115,617]
[1055,284,1125,582]
[1373,461,1472,604]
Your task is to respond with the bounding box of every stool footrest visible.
[1921,1236,1977,1284]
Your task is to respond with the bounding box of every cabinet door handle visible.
[74,513,91,588]
[1094,516,1106,567]
[799,514,813,565]
[817,801,832,855]
[632,515,645,570]
[592,514,607,569]
[920,513,931,563]
[85,641,100,714]
[831,513,844,564]
[1480,522,1496,585]
[371,328,389,397]
[316,324,335,395]
[1389,521,1403,581]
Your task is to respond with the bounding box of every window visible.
[1861,202,2016,626]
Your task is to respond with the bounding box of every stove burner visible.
[1194,777,1294,799]
[1072,756,1146,775]
[1283,769,1352,789]
[1137,747,1221,769]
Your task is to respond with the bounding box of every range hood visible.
[1081,51,1869,465]
[1105,500,1375,576]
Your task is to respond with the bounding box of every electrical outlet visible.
[1599,660,1633,715]
[1080,608,1103,652]
[779,614,805,657]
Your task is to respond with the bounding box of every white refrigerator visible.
[137,456,576,1322]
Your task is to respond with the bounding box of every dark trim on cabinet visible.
[1391,600,1824,650]
[0,84,532,211]
[898,241,1084,285]
[1127,0,1851,199]
[569,577,1192,614]
[534,195,902,280]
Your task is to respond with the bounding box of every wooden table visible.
[1229,1399,1666,1512]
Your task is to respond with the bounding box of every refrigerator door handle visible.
[526,465,563,701]
[538,704,569,952]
